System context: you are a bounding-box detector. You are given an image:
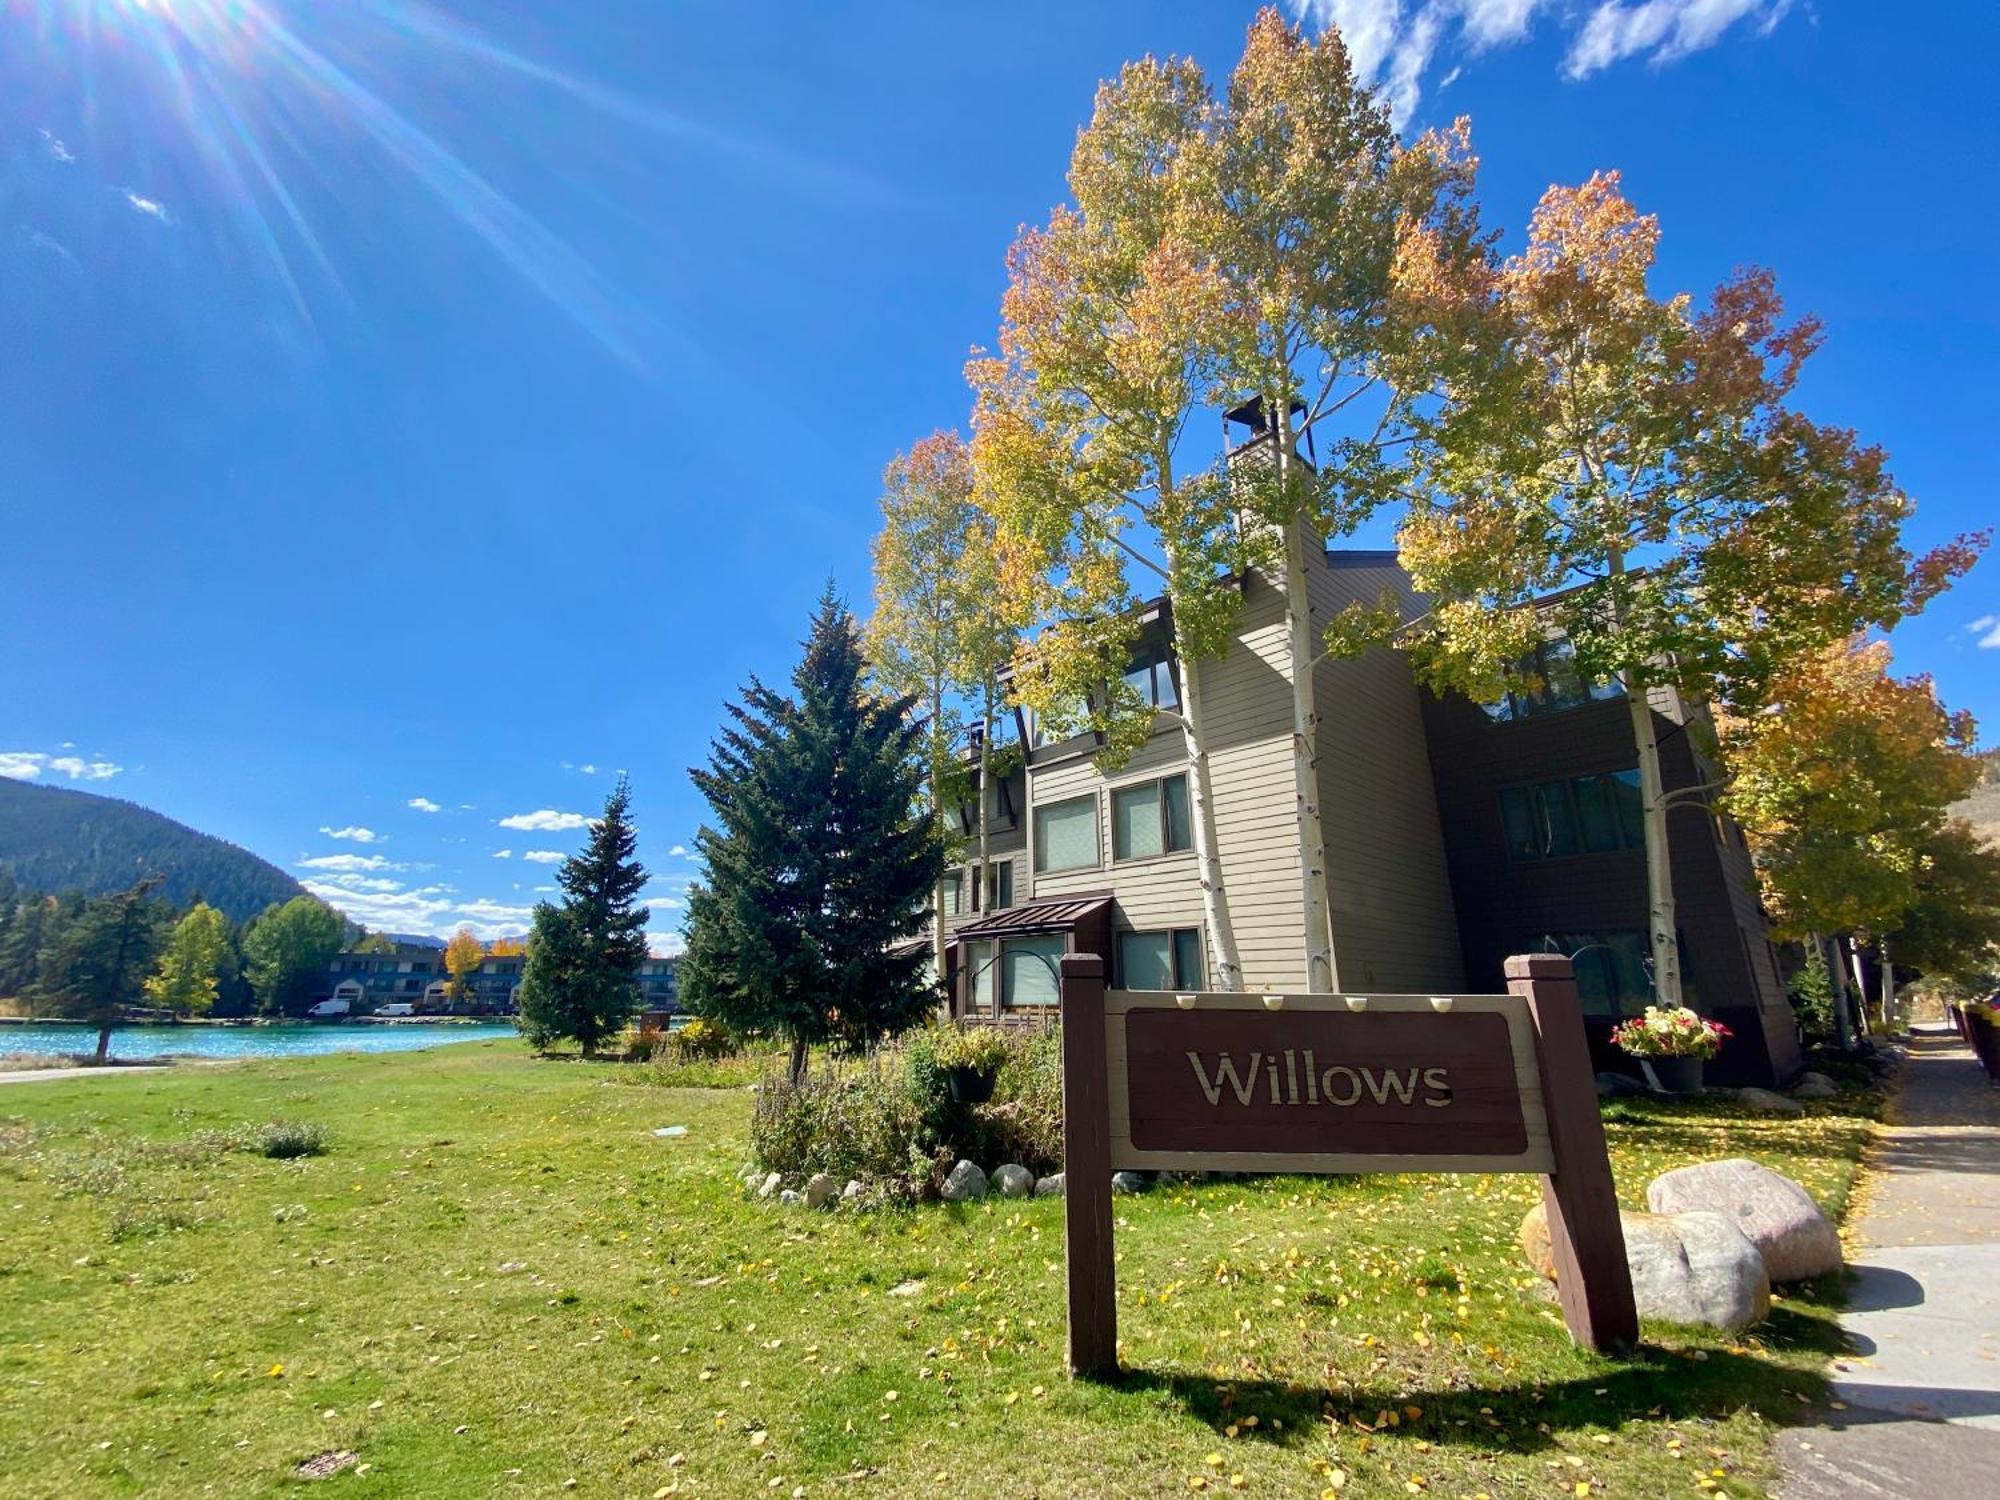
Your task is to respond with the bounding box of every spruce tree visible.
[515,777,649,1055]
[683,588,943,1082]
[38,880,170,1061]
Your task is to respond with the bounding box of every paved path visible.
[1777,1029,2000,1498]
[0,1064,171,1086]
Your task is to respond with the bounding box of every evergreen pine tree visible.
[515,777,649,1054]
[38,880,170,1060]
[683,588,943,1081]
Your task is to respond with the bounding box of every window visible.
[1002,935,1065,1007]
[1541,931,1653,1018]
[1034,795,1099,872]
[1481,637,1625,721]
[1119,928,1203,990]
[984,861,1014,911]
[1123,648,1180,711]
[1500,769,1643,860]
[1111,774,1191,861]
[1029,697,1089,749]
[942,873,963,916]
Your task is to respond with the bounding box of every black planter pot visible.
[946,1065,997,1105]
[1648,1055,1704,1094]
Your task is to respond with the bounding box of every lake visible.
[0,1021,519,1063]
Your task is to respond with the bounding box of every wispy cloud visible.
[1970,614,2000,650]
[1290,0,1794,123]
[561,760,599,775]
[646,896,684,911]
[521,850,564,864]
[24,230,83,273]
[407,796,442,813]
[0,750,123,782]
[498,809,589,832]
[320,824,383,844]
[122,190,172,223]
[296,852,400,873]
[492,849,513,859]
[38,128,75,164]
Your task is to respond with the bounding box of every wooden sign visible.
[1059,953,1637,1377]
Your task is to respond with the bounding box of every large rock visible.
[1033,1173,1065,1198]
[1595,1071,1649,1098]
[756,1172,782,1199]
[991,1164,1034,1199]
[1111,1171,1149,1195]
[1645,1157,1842,1283]
[941,1160,987,1202]
[1735,1087,1805,1115]
[1792,1073,1838,1099]
[1519,1203,1771,1332]
[841,1179,866,1203]
[804,1173,836,1210]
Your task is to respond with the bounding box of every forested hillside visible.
[0,778,303,922]
[1953,748,2000,851]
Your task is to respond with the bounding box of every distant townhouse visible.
[935,426,1800,1087]
[315,943,678,1018]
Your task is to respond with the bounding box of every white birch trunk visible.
[1624,681,1685,1008]
[977,679,994,909]
[1848,941,1869,1021]
[1177,648,1244,991]
[1273,409,1338,991]
[1878,940,1896,1034]
[929,686,948,986]
[1817,931,1855,1051]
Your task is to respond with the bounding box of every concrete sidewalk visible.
[1777,1029,2000,1498]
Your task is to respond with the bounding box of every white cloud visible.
[498,809,589,831]
[302,880,457,932]
[314,873,405,894]
[407,796,443,813]
[455,898,534,924]
[1970,614,2000,650]
[123,191,171,223]
[532,885,556,893]
[521,850,565,864]
[39,128,74,164]
[1289,0,1792,123]
[561,760,600,775]
[668,844,689,857]
[646,896,684,911]
[649,933,686,959]
[26,230,82,273]
[320,824,383,844]
[296,853,399,873]
[0,750,122,782]
[492,849,513,859]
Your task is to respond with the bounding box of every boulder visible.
[941,1160,987,1202]
[991,1164,1034,1199]
[1595,1071,1649,1098]
[1792,1073,1838,1099]
[1033,1173,1065,1198]
[1645,1157,1842,1283]
[1734,1087,1805,1114]
[1519,1203,1770,1332]
[804,1173,836,1210]
[1111,1171,1149,1195]
[778,1189,803,1207]
[841,1179,866,1203]
[756,1172,782,1200]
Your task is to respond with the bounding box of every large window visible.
[1123,648,1180,711]
[966,935,1066,1008]
[1118,928,1203,990]
[1034,795,1099,872]
[983,860,1014,911]
[1540,931,1652,1018]
[942,872,963,916]
[1112,774,1191,861]
[1482,637,1624,722]
[1500,769,1643,861]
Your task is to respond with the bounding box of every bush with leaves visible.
[750,1063,940,1201]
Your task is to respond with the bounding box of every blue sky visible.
[3,1,1995,950]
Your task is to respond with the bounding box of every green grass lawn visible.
[0,1043,1876,1498]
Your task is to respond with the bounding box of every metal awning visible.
[951,893,1112,942]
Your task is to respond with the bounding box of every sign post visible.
[1058,951,1636,1379]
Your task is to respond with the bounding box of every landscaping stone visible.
[1595,1070,1648,1097]
[842,1179,866,1203]
[778,1189,803,1207]
[1792,1072,1839,1099]
[496,1261,528,1275]
[1645,1156,1842,1283]
[756,1172,782,1199]
[1111,1171,1148,1194]
[1519,1202,1771,1331]
[804,1173,835,1210]
[1033,1173,1065,1198]
[1735,1087,1805,1114]
[992,1164,1034,1199]
[941,1160,987,1202]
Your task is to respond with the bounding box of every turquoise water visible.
[0,1021,517,1063]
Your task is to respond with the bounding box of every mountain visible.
[1954,749,2000,851]
[0,777,305,922]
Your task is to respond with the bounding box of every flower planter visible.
[946,1064,997,1105]
[1649,1055,1704,1095]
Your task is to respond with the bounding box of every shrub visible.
[670,1016,738,1061]
[1788,951,1838,1044]
[750,1062,938,1200]
[252,1120,329,1159]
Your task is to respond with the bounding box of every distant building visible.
[313,941,676,1017]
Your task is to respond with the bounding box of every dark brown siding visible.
[1420,689,1801,1086]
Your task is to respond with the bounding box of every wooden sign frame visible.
[1059,952,1637,1377]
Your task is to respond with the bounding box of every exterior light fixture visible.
[1345,995,1370,1012]
[1262,993,1285,1011]
[1174,993,1198,1010]
[1430,996,1455,1013]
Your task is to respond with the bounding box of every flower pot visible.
[1649,1055,1704,1095]
[946,1064,996,1105]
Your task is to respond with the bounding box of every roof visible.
[951,893,1112,941]
[1324,548,1401,570]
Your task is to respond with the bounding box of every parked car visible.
[304,998,351,1019]
[375,1002,416,1018]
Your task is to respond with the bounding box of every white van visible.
[304,998,351,1019]
[375,1003,416,1018]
